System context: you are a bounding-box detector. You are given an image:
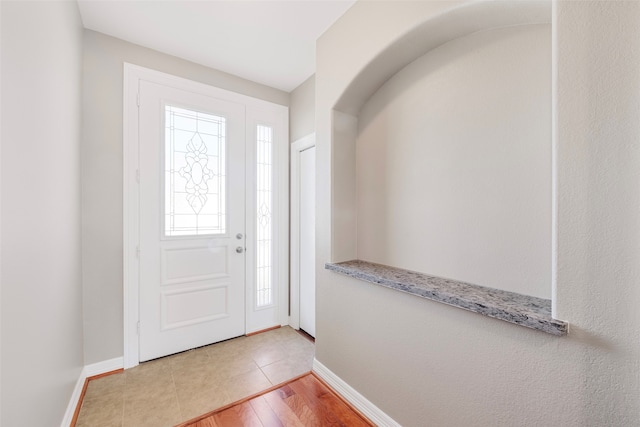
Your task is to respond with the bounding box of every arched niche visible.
[329,0,553,300]
[334,0,551,116]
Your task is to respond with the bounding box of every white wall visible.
[357,24,551,298]
[290,75,315,141]
[315,1,640,426]
[1,1,84,425]
[81,30,289,364]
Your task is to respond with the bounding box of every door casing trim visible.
[123,63,289,369]
[289,133,315,331]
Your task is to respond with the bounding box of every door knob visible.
[236,246,244,254]
[236,233,243,239]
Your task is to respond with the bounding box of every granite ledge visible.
[325,260,568,336]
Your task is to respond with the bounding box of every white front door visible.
[138,80,246,362]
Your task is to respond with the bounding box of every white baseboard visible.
[312,359,401,427]
[60,367,87,427]
[60,357,124,427]
[84,357,124,377]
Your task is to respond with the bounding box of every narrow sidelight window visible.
[256,125,273,306]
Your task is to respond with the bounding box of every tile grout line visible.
[121,367,128,427]
[169,368,182,422]
[259,364,274,388]
[120,389,125,427]
[120,375,125,427]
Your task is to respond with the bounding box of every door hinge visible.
[136,245,140,259]
[136,169,140,184]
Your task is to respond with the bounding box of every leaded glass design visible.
[165,105,226,236]
[256,125,273,307]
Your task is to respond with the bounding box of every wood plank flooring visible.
[176,373,374,427]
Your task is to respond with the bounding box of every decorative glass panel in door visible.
[165,106,226,236]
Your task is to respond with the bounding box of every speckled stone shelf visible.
[325,260,568,336]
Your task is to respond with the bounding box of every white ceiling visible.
[77,0,356,92]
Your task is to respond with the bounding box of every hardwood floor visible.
[177,373,374,427]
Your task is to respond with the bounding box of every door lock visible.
[236,246,244,254]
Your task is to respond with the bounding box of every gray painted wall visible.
[1,1,84,425]
[290,75,315,141]
[81,30,290,364]
[357,24,551,299]
[315,1,640,426]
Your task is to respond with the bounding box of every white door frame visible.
[290,134,315,330]
[123,64,289,369]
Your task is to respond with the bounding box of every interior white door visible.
[138,80,246,362]
[299,146,316,337]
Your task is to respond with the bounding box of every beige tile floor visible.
[76,326,315,427]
